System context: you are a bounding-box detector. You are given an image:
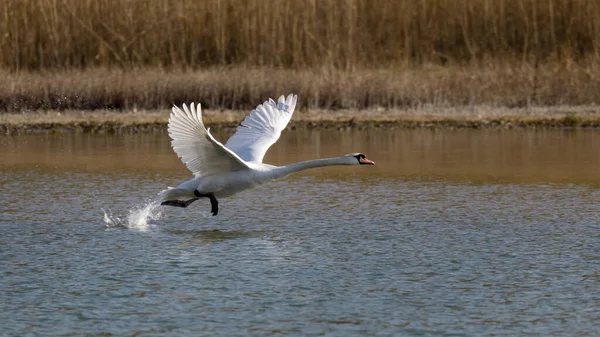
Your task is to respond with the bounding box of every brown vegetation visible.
[1,0,599,69]
[2,63,600,111]
[1,0,600,116]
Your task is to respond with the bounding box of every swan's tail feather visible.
[157,188,198,208]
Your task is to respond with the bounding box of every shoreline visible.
[2,106,600,135]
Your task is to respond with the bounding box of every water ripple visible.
[1,131,600,336]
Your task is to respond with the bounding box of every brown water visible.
[1,129,599,336]
[1,129,599,183]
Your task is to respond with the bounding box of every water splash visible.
[103,201,162,231]
[127,201,163,230]
[102,208,122,227]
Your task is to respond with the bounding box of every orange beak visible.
[359,158,375,165]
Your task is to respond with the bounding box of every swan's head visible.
[346,153,375,165]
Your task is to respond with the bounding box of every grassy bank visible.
[1,0,599,70]
[2,106,599,135]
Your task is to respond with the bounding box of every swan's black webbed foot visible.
[208,194,218,216]
[161,198,198,208]
[194,190,219,216]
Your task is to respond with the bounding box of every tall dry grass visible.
[2,62,600,111]
[1,0,599,70]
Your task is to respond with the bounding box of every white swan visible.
[159,94,375,216]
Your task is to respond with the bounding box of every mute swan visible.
[159,94,375,216]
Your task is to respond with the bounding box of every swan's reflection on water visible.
[167,229,266,242]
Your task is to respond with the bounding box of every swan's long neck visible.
[270,157,351,179]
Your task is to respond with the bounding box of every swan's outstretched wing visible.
[169,103,249,177]
[224,94,298,163]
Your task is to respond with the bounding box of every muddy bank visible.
[2,106,599,135]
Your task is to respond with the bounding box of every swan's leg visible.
[194,191,219,216]
[161,198,198,208]
[208,194,218,216]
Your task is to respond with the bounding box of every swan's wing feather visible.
[225,94,297,163]
[169,103,249,177]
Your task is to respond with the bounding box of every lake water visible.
[1,129,599,336]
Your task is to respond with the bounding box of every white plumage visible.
[168,102,249,177]
[225,95,297,163]
[159,94,374,216]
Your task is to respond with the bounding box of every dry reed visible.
[2,0,600,114]
[1,0,599,70]
[2,62,600,112]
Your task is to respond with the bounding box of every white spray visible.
[103,200,163,231]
